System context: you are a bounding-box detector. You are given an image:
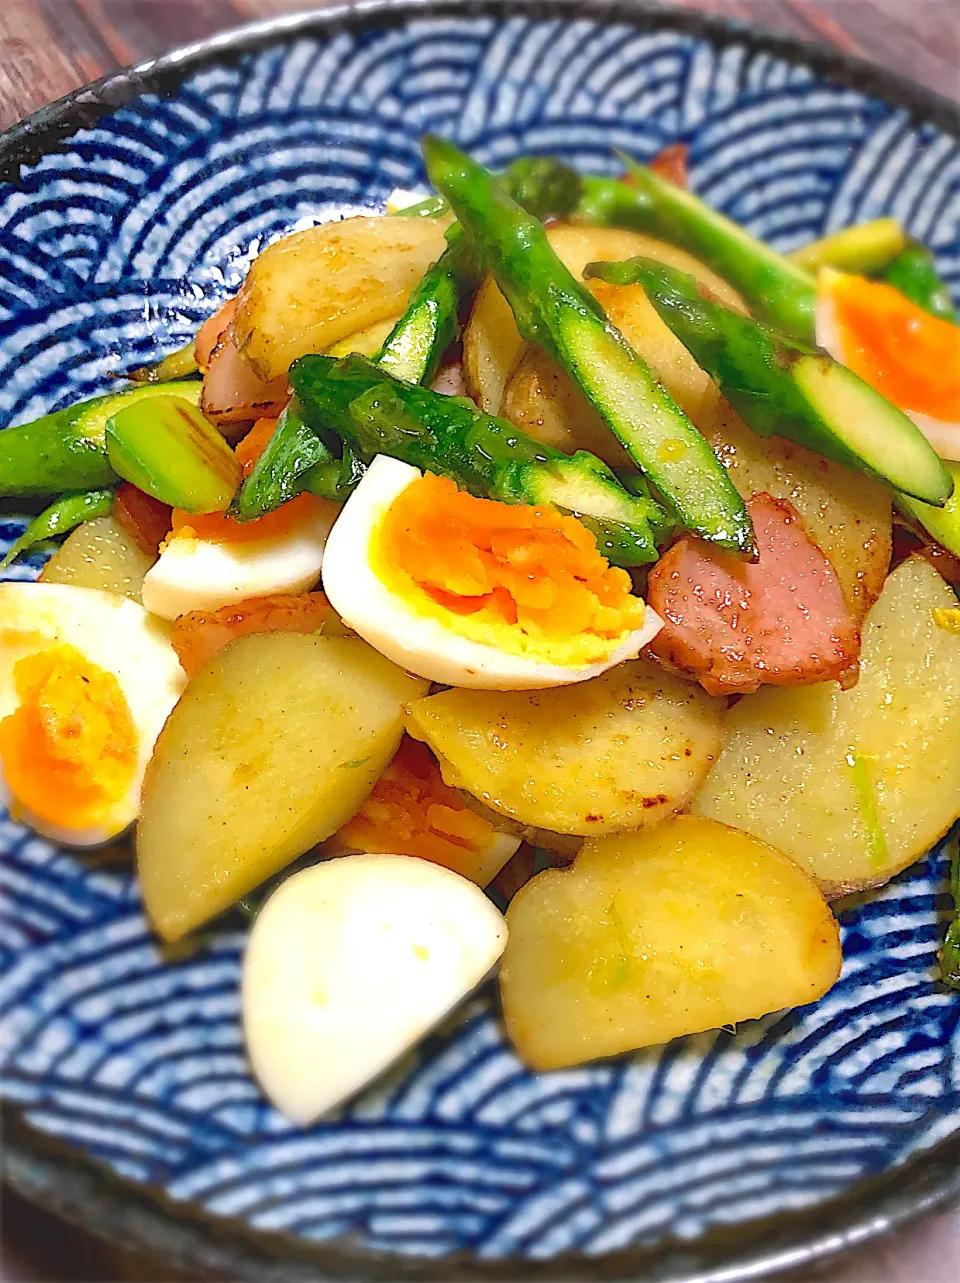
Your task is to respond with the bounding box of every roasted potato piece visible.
[39,515,154,601]
[405,659,723,836]
[462,276,524,413]
[497,225,746,459]
[699,390,892,621]
[693,556,960,896]
[500,815,841,1070]
[500,343,629,469]
[546,225,747,311]
[233,216,449,382]
[138,632,428,941]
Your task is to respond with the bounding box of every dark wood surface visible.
[0,0,958,130]
[0,1,959,1280]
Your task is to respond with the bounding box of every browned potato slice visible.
[693,556,960,896]
[39,515,154,601]
[500,815,841,1070]
[233,216,448,382]
[546,225,747,310]
[138,633,428,941]
[462,277,525,413]
[405,659,723,836]
[500,343,630,469]
[699,390,892,621]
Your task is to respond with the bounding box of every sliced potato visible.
[500,815,841,1070]
[500,343,629,469]
[405,659,723,836]
[546,225,747,311]
[496,225,747,459]
[233,216,448,382]
[39,515,154,600]
[138,633,428,941]
[462,277,524,413]
[693,556,960,895]
[699,390,892,621]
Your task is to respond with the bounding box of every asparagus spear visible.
[129,341,199,384]
[422,134,753,555]
[574,154,817,342]
[288,353,668,566]
[896,461,960,556]
[587,256,953,507]
[883,242,958,322]
[0,488,116,568]
[387,156,582,224]
[376,226,482,385]
[789,218,906,275]
[0,381,203,498]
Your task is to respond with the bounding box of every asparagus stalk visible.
[423,135,753,555]
[0,488,116,568]
[883,242,958,322]
[289,353,668,566]
[105,397,241,514]
[387,156,582,224]
[129,342,199,384]
[376,226,482,385]
[0,381,203,498]
[896,461,960,556]
[789,218,907,275]
[587,256,953,507]
[574,154,817,342]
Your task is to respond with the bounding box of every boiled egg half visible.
[817,266,960,459]
[321,455,662,689]
[141,495,339,620]
[0,583,186,845]
[243,853,507,1123]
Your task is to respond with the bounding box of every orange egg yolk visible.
[338,737,504,884]
[167,491,320,546]
[376,473,643,664]
[827,273,960,420]
[0,644,137,832]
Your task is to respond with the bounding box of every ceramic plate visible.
[1,3,959,1279]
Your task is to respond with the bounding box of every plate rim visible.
[1,1,959,1278]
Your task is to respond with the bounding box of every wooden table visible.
[0,1,959,1280]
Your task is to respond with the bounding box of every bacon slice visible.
[194,298,237,371]
[645,492,861,696]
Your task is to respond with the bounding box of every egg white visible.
[816,269,960,460]
[242,853,507,1123]
[320,455,662,690]
[0,583,186,845]
[141,499,340,620]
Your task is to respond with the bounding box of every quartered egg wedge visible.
[0,583,186,846]
[141,494,339,620]
[243,853,508,1124]
[320,455,662,690]
[817,266,960,459]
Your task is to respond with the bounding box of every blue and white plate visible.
[1,3,959,1278]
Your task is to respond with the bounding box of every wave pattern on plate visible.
[0,14,958,1261]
